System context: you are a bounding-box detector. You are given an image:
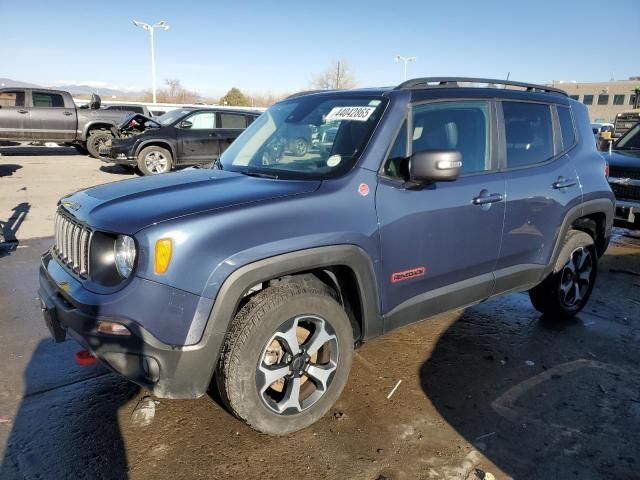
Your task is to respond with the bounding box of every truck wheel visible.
[86,130,113,159]
[217,284,354,435]
[529,230,597,319]
[137,146,172,175]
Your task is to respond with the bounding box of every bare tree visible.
[141,79,201,104]
[311,59,357,90]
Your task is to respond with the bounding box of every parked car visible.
[0,88,129,157]
[102,104,152,117]
[39,77,614,436]
[604,121,640,228]
[104,107,261,175]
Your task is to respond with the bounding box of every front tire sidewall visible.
[226,292,353,435]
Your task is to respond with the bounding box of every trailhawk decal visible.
[391,267,426,283]
[325,106,376,122]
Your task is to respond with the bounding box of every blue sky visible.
[2,0,638,97]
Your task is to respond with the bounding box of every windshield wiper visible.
[240,170,279,179]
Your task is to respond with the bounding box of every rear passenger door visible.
[29,90,76,142]
[376,100,506,329]
[0,90,29,139]
[495,101,582,291]
[215,112,249,156]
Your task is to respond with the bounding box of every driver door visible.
[177,111,219,164]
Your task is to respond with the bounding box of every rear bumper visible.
[38,252,223,399]
[614,200,640,225]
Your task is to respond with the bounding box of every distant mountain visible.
[0,78,41,88]
[0,78,144,98]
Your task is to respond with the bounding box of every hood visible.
[59,169,321,234]
[117,113,160,130]
[603,149,640,170]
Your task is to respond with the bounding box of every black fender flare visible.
[82,121,118,141]
[545,198,614,276]
[156,245,381,399]
[135,140,177,161]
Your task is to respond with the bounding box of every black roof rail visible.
[395,77,567,96]
[285,89,335,99]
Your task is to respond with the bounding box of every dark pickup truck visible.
[0,88,130,158]
[604,121,640,228]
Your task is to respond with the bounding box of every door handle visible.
[472,193,504,205]
[18,109,28,114]
[62,111,73,116]
[552,177,577,189]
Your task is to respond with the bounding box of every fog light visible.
[97,321,131,336]
[117,153,127,160]
[155,238,172,274]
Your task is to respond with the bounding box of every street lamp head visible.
[154,20,170,30]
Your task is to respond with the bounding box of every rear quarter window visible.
[557,106,576,150]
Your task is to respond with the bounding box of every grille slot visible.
[53,211,92,277]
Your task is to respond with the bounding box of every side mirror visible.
[89,93,101,110]
[179,120,193,129]
[409,149,462,183]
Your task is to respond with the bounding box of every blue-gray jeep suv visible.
[38,78,614,435]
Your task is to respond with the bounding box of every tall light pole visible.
[395,55,417,81]
[133,20,169,103]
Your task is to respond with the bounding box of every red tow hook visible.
[75,350,97,366]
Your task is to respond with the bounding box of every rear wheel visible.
[136,145,172,175]
[217,284,354,435]
[86,130,113,159]
[529,230,597,319]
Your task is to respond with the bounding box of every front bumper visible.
[102,139,137,166]
[38,251,222,399]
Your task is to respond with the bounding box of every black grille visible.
[53,210,92,278]
[610,183,640,201]
[609,167,640,180]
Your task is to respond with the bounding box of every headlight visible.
[114,235,136,278]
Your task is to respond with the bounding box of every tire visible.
[73,144,89,156]
[86,130,113,159]
[136,145,173,175]
[290,138,309,156]
[217,284,354,435]
[529,230,597,319]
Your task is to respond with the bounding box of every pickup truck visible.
[0,88,130,158]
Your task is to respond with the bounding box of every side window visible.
[383,121,408,179]
[32,92,65,108]
[411,101,491,175]
[503,101,554,168]
[186,112,215,129]
[557,106,576,150]
[220,113,247,129]
[0,91,25,107]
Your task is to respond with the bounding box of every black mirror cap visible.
[180,120,193,129]
[89,93,102,110]
[409,149,462,183]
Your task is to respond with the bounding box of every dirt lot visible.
[1,150,639,480]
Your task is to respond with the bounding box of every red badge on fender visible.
[391,267,426,283]
[358,183,370,196]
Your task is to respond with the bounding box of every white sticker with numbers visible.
[325,106,376,122]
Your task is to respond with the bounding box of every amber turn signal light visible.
[155,238,172,274]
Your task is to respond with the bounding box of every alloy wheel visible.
[559,246,593,307]
[256,315,338,415]
[144,151,169,174]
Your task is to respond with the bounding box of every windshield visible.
[155,109,194,126]
[219,94,388,179]
[615,123,640,150]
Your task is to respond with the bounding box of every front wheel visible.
[86,130,113,159]
[217,284,354,435]
[136,145,173,175]
[529,230,597,319]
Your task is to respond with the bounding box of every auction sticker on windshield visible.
[325,106,376,122]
